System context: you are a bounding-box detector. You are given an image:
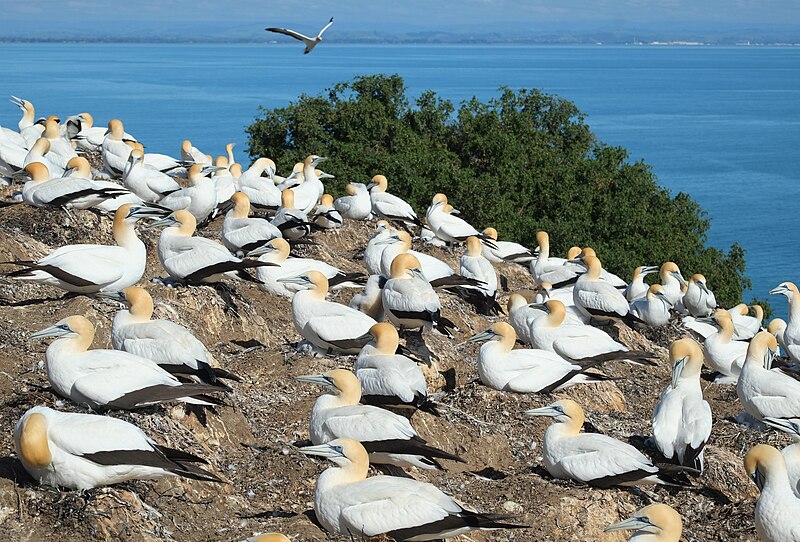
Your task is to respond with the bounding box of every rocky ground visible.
[0,196,787,541]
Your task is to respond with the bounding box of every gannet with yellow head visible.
[629,284,673,326]
[312,193,344,229]
[605,503,682,542]
[683,273,717,317]
[22,158,130,210]
[158,163,224,222]
[296,369,462,469]
[425,193,496,247]
[480,227,534,264]
[744,444,800,541]
[366,174,421,228]
[736,331,798,421]
[703,308,748,383]
[180,139,211,165]
[121,148,181,202]
[220,191,282,256]
[14,406,222,490]
[237,157,280,211]
[625,265,659,302]
[572,254,634,322]
[272,188,313,240]
[334,181,372,220]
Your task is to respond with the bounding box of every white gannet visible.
[367,175,421,228]
[21,161,127,210]
[349,274,387,321]
[74,112,134,152]
[681,315,718,341]
[420,225,447,248]
[31,316,225,409]
[158,164,223,223]
[101,119,134,176]
[604,503,683,542]
[296,370,463,469]
[300,438,522,539]
[703,308,748,382]
[425,193,494,246]
[266,17,334,54]
[334,182,373,220]
[530,231,575,285]
[744,444,800,541]
[652,338,712,471]
[0,124,28,177]
[272,161,303,188]
[24,137,63,177]
[730,304,764,341]
[525,399,679,487]
[4,96,32,147]
[363,220,394,274]
[458,236,501,314]
[221,192,282,256]
[14,406,222,490]
[769,318,790,358]
[537,280,589,324]
[658,262,687,307]
[1,203,157,293]
[104,286,239,387]
[123,148,181,202]
[625,265,658,302]
[289,155,327,215]
[770,282,800,363]
[152,210,273,284]
[762,417,800,498]
[683,273,717,317]
[573,255,636,322]
[355,323,436,414]
[630,284,673,326]
[507,293,538,345]
[480,227,534,264]
[211,156,236,204]
[280,271,376,354]
[573,247,627,289]
[312,194,344,229]
[180,139,211,165]
[238,158,281,211]
[530,300,654,364]
[256,238,364,297]
[42,118,77,169]
[737,331,800,421]
[272,189,313,241]
[468,323,611,394]
[382,254,459,337]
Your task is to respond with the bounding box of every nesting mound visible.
[0,201,778,541]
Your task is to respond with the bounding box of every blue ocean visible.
[1,43,798,314]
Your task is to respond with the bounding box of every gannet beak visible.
[604,516,654,533]
[567,257,583,264]
[277,274,310,285]
[527,302,548,311]
[763,417,800,439]
[299,443,344,458]
[61,167,75,178]
[319,172,334,180]
[104,127,111,136]
[671,356,687,389]
[523,405,562,418]
[216,198,236,216]
[10,96,23,107]
[467,329,496,343]
[294,374,334,387]
[672,271,687,286]
[315,156,328,163]
[201,165,226,175]
[698,282,710,295]
[95,291,127,303]
[366,182,376,190]
[129,205,172,219]
[449,207,461,215]
[656,291,673,307]
[30,323,73,340]
[641,265,659,274]
[764,348,777,370]
[769,285,787,296]
[533,246,540,256]
[245,243,276,257]
[375,235,401,246]
[146,215,178,230]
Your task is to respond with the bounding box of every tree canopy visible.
[247,73,751,307]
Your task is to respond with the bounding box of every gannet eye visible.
[58,324,70,331]
[332,445,344,454]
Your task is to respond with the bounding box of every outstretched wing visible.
[318,17,334,38]
[265,27,313,42]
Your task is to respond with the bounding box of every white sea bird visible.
[770,281,800,363]
[762,417,800,498]
[256,238,364,297]
[425,193,495,246]
[363,220,393,274]
[736,331,800,421]
[629,284,673,326]
[295,369,463,469]
[729,303,764,341]
[604,503,683,542]
[744,444,800,542]
[220,192,281,256]
[367,174,421,228]
[280,271,376,354]
[683,273,716,317]
[122,149,181,202]
[312,194,343,229]
[658,262,687,307]
[266,17,334,55]
[237,157,281,211]
[22,161,128,210]
[651,338,712,471]
[299,438,523,540]
[30,316,225,410]
[289,154,328,214]
[572,254,633,322]
[1,203,159,293]
[625,265,659,302]
[101,119,135,176]
[102,286,239,387]
[272,189,313,240]
[702,308,748,383]
[180,139,211,165]
[467,322,612,394]
[334,182,373,220]
[480,227,534,264]
[525,399,680,487]
[14,406,222,490]
[158,163,225,223]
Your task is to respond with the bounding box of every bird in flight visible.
[265,17,334,55]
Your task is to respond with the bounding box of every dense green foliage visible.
[247,74,751,307]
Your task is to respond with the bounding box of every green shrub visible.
[247,74,752,307]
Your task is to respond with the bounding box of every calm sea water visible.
[1,43,798,314]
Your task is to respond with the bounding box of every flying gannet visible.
[1,203,159,293]
[280,271,376,354]
[334,182,372,220]
[14,406,222,489]
[265,17,334,55]
[104,286,240,387]
[31,316,226,410]
[526,399,682,487]
[651,338,712,471]
[468,323,612,394]
[151,209,274,284]
[366,175,421,228]
[256,238,364,297]
[744,444,800,541]
[220,191,282,256]
[604,503,683,542]
[297,370,462,469]
[300,438,523,539]
[382,254,459,338]
[355,323,437,414]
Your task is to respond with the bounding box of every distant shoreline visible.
[1,39,799,46]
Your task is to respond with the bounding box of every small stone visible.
[503,500,524,514]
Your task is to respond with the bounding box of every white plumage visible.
[221,192,281,256]
[334,182,373,220]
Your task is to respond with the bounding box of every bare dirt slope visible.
[0,200,785,542]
